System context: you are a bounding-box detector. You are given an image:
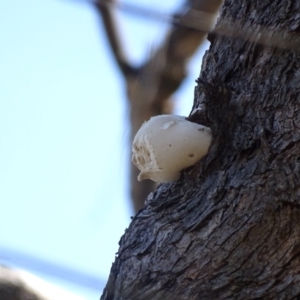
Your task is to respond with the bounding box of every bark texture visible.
[101,0,300,299]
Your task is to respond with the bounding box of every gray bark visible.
[101,0,300,299]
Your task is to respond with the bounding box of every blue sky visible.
[0,0,208,298]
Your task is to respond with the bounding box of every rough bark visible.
[101,0,300,299]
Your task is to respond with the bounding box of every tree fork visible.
[101,1,300,299]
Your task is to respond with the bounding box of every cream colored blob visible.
[132,115,212,183]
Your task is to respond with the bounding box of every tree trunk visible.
[101,1,300,299]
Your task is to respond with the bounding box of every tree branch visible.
[92,0,223,212]
[127,0,223,211]
[94,0,137,77]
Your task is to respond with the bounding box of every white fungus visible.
[132,115,212,183]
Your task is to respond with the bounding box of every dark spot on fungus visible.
[188,154,194,158]
[169,144,171,147]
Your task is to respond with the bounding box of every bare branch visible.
[94,0,137,77]
[212,18,300,51]
[89,0,223,212]
[127,0,223,211]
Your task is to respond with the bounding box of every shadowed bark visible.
[100,0,300,299]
